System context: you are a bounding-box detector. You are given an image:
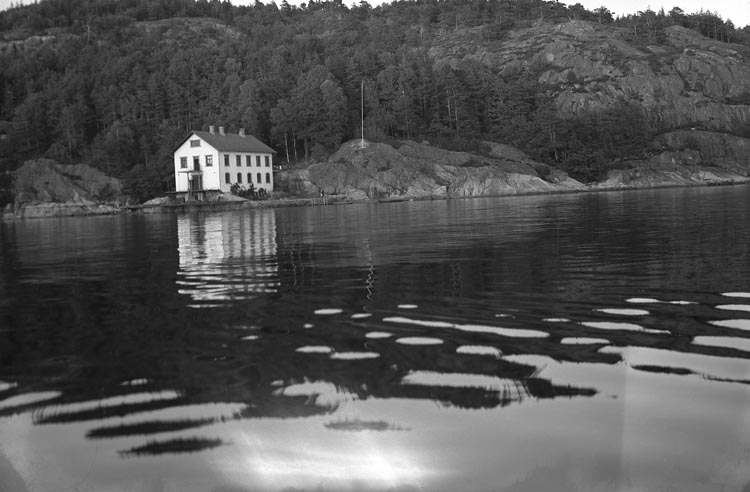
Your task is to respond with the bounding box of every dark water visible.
[1,186,749,492]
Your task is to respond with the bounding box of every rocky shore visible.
[3,135,749,221]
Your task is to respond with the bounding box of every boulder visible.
[13,159,124,206]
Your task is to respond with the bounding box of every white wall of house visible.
[217,152,274,193]
[174,134,275,194]
[174,135,220,192]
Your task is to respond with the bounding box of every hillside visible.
[1,0,749,205]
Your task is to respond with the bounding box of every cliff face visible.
[275,140,585,199]
[432,21,750,133]
[429,21,750,182]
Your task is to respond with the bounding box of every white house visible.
[173,126,276,199]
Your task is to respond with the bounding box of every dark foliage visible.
[0,0,746,198]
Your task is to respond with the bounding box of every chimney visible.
[219,126,225,136]
[209,125,215,134]
[239,128,245,137]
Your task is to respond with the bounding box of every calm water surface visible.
[1,186,749,492]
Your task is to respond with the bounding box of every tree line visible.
[1,0,748,203]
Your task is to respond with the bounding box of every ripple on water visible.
[456,345,502,357]
[120,379,150,386]
[626,298,662,304]
[400,371,525,396]
[581,321,668,334]
[365,331,393,339]
[397,304,418,309]
[383,316,548,338]
[295,346,334,354]
[330,352,380,360]
[303,323,314,329]
[314,308,343,315]
[0,391,62,410]
[722,292,750,298]
[274,381,357,407]
[543,318,571,323]
[241,335,260,341]
[600,346,749,381]
[395,337,444,345]
[668,300,696,305]
[0,381,17,392]
[708,319,750,331]
[692,336,750,353]
[716,305,750,313]
[560,337,610,345]
[351,313,372,319]
[595,308,650,316]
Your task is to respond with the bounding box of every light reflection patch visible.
[626,298,662,303]
[708,319,750,331]
[456,345,502,357]
[395,337,444,345]
[0,381,17,392]
[274,381,357,407]
[0,391,61,410]
[295,346,334,354]
[716,305,750,313]
[314,308,343,315]
[401,371,526,397]
[120,379,150,386]
[384,316,548,338]
[560,337,610,345]
[351,313,373,319]
[234,432,427,489]
[595,308,649,316]
[722,292,750,298]
[692,336,750,353]
[397,304,418,309]
[581,321,668,334]
[543,318,571,323]
[330,352,380,360]
[365,331,393,339]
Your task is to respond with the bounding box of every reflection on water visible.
[177,211,279,306]
[0,187,749,491]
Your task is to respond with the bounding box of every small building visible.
[173,126,276,200]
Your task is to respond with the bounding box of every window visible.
[190,139,200,147]
[246,155,251,167]
[225,173,230,184]
[205,155,213,167]
[224,155,229,167]
[237,173,242,183]
[256,156,261,167]
[256,172,261,183]
[265,156,270,167]
[236,155,241,166]
[180,157,187,169]
[247,173,252,184]
[266,173,271,184]
[193,156,200,170]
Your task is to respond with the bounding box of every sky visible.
[0,0,747,28]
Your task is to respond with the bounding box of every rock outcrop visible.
[275,140,586,200]
[4,159,125,219]
[429,20,750,180]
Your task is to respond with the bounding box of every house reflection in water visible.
[176,211,279,306]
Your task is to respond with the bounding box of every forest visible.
[1,0,748,203]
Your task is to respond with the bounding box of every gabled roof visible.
[179,130,277,154]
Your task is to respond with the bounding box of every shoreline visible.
[3,178,749,221]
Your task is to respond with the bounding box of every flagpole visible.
[361,79,365,148]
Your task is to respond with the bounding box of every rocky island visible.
[1,1,749,218]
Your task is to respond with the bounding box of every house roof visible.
[181,130,277,154]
